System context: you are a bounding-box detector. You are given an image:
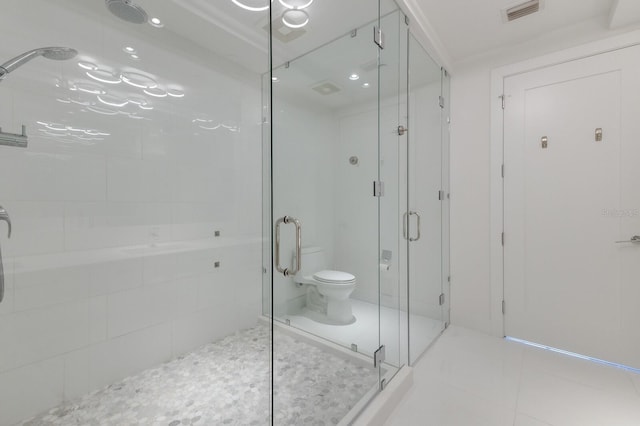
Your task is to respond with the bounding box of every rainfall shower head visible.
[0,47,77,81]
[106,0,148,24]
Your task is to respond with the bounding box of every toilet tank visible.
[294,246,325,279]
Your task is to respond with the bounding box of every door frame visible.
[489,29,640,338]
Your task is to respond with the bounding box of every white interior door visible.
[503,46,640,369]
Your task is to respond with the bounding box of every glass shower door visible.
[0,2,270,425]
[406,33,448,364]
[268,4,389,424]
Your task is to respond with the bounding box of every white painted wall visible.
[270,97,337,316]
[449,65,494,334]
[333,100,385,306]
[0,6,263,424]
[449,24,640,335]
[332,80,443,312]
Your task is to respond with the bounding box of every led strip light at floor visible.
[505,336,640,374]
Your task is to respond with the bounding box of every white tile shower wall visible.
[334,102,381,306]
[0,34,262,426]
[332,82,443,315]
[271,98,337,316]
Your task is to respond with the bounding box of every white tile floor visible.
[280,299,444,366]
[385,326,640,426]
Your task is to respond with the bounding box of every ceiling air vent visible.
[503,0,542,22]
[311,81,341,96]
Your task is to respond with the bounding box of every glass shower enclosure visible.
[264,0,451,421]
[0,1,268,424]
[0,0,449,424]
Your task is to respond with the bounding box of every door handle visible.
[0,206,11,238]
[404,211,421,242]
[0,205,9,303]
[615,235,640,244]
[275,216,301,277]
[409,211,421,242]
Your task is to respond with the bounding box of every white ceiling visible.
[404,0,640,66]
[41,0,398,75]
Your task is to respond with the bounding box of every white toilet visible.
[294,246,356,325]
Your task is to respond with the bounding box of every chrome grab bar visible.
[0,205,10,303]
[615,235,640,244]
[403,211,421,242]
[275,216,301,277]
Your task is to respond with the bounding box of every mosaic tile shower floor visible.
[23,324,378,426]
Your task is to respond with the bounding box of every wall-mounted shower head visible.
[106,0,148,24]
[0,47,77,82]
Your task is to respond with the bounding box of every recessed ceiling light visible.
[78,61,97,71]
[199,123,221,130]
[272,76,279,82]
[87,106,119,115]
[279,0,313,9]
[130,54,140,60]
[362,82,370,88]
[86,69,122,84]
[97,95,129,108]
[75,83,106,95]
[121,72,158,89]
[231,0,273,12]
[282,9,309,28]
[124,46,136,54]
[41,122,66,131]
[349,73,360,81]
[127,97,149,107]
[85,130,110,136]
[167,88,185,98]
[149,17,164,27]
[69,98,92,106]
[144,87,168,98]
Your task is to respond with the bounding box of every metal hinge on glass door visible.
[373,181,385,197]
[374,27,384,49]
[374,345,386,368]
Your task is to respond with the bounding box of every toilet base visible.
[327,299,355,325]
[305,286,356,326]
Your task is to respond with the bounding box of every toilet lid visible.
[313,270,356,284]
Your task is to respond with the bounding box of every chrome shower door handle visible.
[0,206,11,238]
[275,216,302,277]
[409,211,421,242]
[0,205,8,304]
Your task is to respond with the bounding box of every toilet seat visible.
[312,270,356,284]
